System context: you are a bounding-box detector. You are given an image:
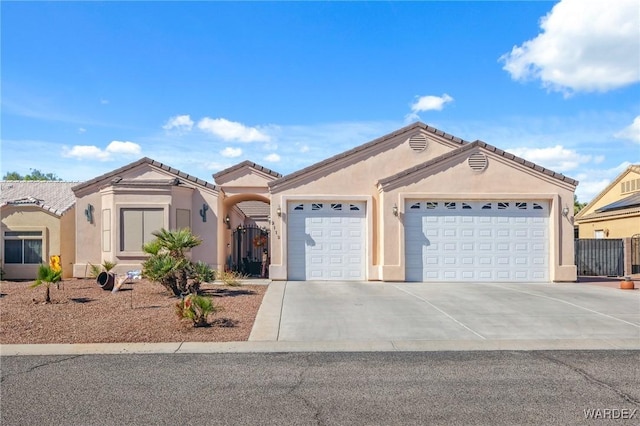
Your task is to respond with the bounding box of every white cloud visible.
[614,116,640,143]
[500,0,640,94]
[77,127,86,134]
[100,99,109,105]
[406,94,454,122]
[300,145,310,153]
[574,162,632,202]
[163,114,194,132]
[220,147,242,158]
[264,153,281,163]
[62,140,142,161]
[197,117,271,142]
[506,145,593,172]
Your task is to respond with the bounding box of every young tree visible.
[31,264,62,303]
[574,194,587,215]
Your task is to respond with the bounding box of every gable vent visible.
[408,134,428,152]
[468,153,488,172]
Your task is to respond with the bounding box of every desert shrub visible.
[88,260,118,278]
[217,269,245,287]
[175,294,219,327]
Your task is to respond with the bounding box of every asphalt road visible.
[2,351,639,425]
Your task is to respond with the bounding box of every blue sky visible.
[1,0,638,202]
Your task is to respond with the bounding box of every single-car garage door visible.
[405,200,549,282]
[288,201,366,280]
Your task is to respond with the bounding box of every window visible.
[331,203,342,211]
[311,203,323,211]
[594,230,605,239]
[120,208,164,252]
[426,202,438,209]
[4,231,43,264]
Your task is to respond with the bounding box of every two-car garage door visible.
[286,199,550,282]
[405,200,549,282]
[288,202,366,280]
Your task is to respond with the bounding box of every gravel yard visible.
[0,278,266,344]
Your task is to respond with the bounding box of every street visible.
[2,350,638,425]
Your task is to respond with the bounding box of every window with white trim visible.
[120,208,164,252]
[4,230,43,264]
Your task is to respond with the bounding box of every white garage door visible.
[288,202,366,281]
[405,200,549,282]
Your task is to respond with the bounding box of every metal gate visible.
[574,239,624,276]
[230,225,269,277]
[632,234,640,274]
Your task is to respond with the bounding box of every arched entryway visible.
[219,193,271,278]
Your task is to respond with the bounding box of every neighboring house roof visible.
[213,160,282,182]
[595,192,640,213]
[236,200,270,218]
[576,164,640,220]
[71,157,217,194]
[0,181,78,216]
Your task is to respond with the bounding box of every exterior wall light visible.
[276,206,282,217]
[392,204,399,216]
[562,206,570,217]
[224,214,230,229]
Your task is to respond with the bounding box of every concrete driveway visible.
[249,281,640,349]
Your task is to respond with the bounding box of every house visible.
[1,181,77,279]
[575,164,640,239]
[70,122,578,282]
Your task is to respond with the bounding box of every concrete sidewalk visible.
[2,278,639,356]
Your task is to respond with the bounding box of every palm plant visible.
[142,228,205,296]
[31,264,62,303]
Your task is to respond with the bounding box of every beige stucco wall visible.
[268,135,577,282]
[1,206,75,280]
[269,131,462,281]
[72,165,221,277]
[379,149,577,282]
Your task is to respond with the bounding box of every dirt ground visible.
[0,278,266,344]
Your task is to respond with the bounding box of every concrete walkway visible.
[2,279,639,356]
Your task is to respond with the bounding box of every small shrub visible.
[217,270,245,287]
[175,294,219,327]
[88,260,118,278]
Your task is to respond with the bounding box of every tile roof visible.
[213,160,282,182]
[0,181,78,216]
[269,122,467,190]
[377,140,578,187]
[71,157,216,193]
[236,200,270,217]
[575,164,640,220]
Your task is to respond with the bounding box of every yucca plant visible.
[175,294,219,327]
[31,264,62,303]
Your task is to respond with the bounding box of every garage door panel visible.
[405,200,549,282]
[288,202,365,281]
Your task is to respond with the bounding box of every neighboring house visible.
[71,122,578,282]
[1,181,77,279]
[575,164,640,239]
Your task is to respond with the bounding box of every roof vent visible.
[468,153,488,172]
[408,134,428,152]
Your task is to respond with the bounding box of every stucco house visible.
[70,122,578,282]
[1,181,77,279]
[575,164,640,239]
